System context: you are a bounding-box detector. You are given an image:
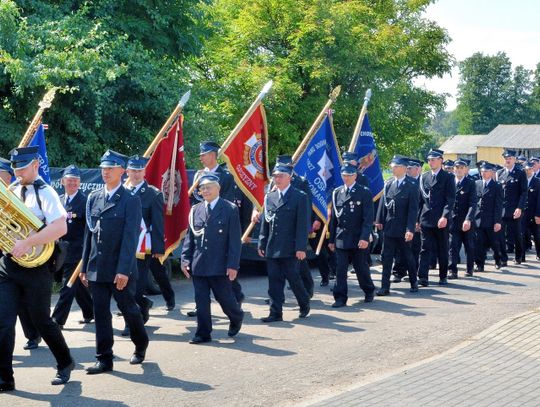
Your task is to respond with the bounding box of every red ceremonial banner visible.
[145,115,190,260]
[221,104,269,211]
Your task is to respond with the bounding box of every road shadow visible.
[5,381,128,406]
[112,362,213,392]
[358,298,425,317]
[199,332,297,357]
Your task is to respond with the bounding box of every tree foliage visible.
[0,0,451,167]
[455,52,539,134]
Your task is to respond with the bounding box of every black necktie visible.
[278,192,284,204]
[21,186,28,203]
[206,204,212,219]
[66,196,72,206]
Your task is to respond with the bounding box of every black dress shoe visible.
[189,335,211,344]
[514,259,522,265]
[0,379,15,392]
[165,303,175,311]
[121,326,131,337]
[501,261,508,267]
[261,314,283,323]
[419,279,429,287]
[264,298,270,304]
[331,301,346,308]
[495,263,501,270]
[186,309,197,317]
[410,285,419,293]
[364,294,374,303]
[24,337,41,350]
[439,278,448,285]
[86,361,113,375]
[228,320,243,337]
[376,289,390,296]
[129,351,146,365]
[448,273,458,280]
[474,266,484,273]
[392,276,402,283]
[51,358,75,385]
[320,280,329,287]
[465,270,473,277]
[299,305,310,318]
[79,318,94,324]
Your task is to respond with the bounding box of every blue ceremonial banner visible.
[29,123,51,184]
[351,113,384,200]
[294,113,343,223]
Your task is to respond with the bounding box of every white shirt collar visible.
[395,176,405,184]
[484,179,491,186]
[105,182,122,198]
[206,196,220,210]
[277,184,291,196]
[431,169,441,177]
[205,164,220,173]
[129,180,145,194]
[65,191,78,202]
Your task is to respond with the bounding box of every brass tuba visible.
[0,179,55,267]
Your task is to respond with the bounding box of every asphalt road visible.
[5,256,540,406]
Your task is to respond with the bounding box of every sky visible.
[418,0,540,111]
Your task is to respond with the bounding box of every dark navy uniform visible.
[181,194,244,340]
[497,162,527,264]
[449,174,477,277]
[417,157,456,284]
[521,168,540,262]
[82,152,148,370]
[131,180,175,312]
[329,180,375,304]
[52,187,94,326]
[258,179,310,319]
[474,176,503,271]
[192,164,245,304]
[376,174,419,293]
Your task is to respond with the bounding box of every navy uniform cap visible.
[341,163,358,175]
[127,155,149,170]
[272,164,292,175]
[342,151,359,164]
[529,156,540,163]
[199,141,220,155]
[198,172,220,186]
[502,149,517,158]
[426,149,444,159]
[100,149,128,169]
[517,155,527,162]
[407,158,423,168]
[480,162,496,171]
[63,164,81,178]
[524,160,536,169]
[443,159,455,167]
[454,158,470,167]
[390,155,409,167]
[276,155,293,166]
[9,146,39,169]
[0,157,14,176]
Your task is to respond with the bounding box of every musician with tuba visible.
[0,146,74,392]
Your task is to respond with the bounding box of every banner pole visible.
[347,89,372,152]
[19,88,58,148]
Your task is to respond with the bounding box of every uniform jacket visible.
[181,198,241,276]
[496,166,527,218]
[258,186,309,258]
[133,181,165,255]
[376,178,418,238]
[524,176,540,219]
[418,169,456,227]
[59,190,87,264]
[82,185,142,283]
[451,176,477,231]
[329,183,373,249]
[474,179,503,228]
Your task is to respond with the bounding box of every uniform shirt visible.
[105,183,122,200]
[12,177,67,224]
[128,180,144,194]
[64,191,78,205]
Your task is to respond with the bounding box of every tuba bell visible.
[0,179,55,267]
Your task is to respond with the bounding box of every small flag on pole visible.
[294,112,343,223]
[29,123,51,184]
[350,114,384,200]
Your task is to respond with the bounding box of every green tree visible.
[0,0,208,166]
[455,52,536,134]
[186,0,451,166]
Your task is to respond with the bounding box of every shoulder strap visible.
[32,179,47,212]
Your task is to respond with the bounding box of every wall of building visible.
[477,147,504,164]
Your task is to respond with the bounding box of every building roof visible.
[439,135,486,154]
[476,125,540,148]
